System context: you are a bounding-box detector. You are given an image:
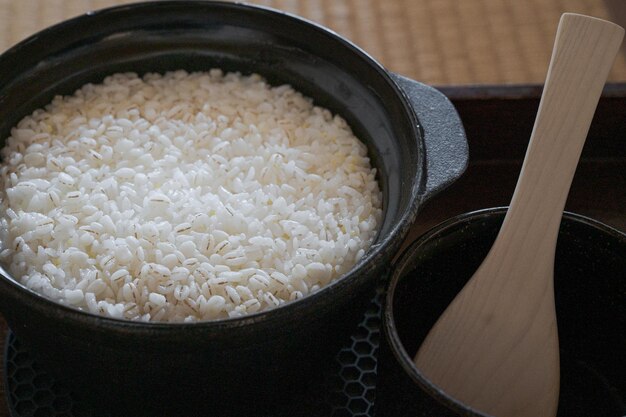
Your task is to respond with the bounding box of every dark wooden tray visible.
[1,84,624,417]
[407,83,626,245]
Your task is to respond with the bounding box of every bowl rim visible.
[0,0,425,330]
[383,206,626,417]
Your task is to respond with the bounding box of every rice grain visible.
[0,70,382,322]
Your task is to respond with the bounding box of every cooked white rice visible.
[0,69,382,322]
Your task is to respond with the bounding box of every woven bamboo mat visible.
[0,0,625,85]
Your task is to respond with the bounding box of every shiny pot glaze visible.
[379,208,626,417]
[0,2,467,415]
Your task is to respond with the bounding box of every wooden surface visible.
[413,14,623,417]
[0,1,625,415]
[1,0,626,85]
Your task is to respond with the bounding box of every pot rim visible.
[0,0,425,330]
[383,206,626,417]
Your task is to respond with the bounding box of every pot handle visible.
[390,73,468,202]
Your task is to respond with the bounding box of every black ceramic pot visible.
[0,2,467,416]
[378,208,626,417]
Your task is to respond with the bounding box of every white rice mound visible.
[0,69,382,322]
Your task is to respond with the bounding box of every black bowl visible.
[378,208,626,417]
[0,2,467,416]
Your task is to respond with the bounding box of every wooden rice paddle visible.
[413,14,624,417]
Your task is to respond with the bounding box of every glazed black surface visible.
[378,209,626,417]
[0,2,467,416]
[4,291,384,417]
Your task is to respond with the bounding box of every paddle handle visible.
[499,14,623,262]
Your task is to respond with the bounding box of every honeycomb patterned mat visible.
[4,291,383,417]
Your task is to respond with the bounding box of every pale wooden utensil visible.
[413,13,624,417]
